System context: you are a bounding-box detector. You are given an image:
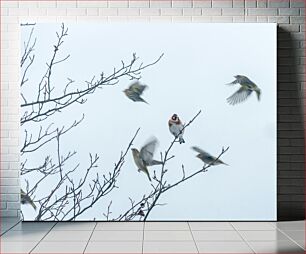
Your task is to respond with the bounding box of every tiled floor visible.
[0,219,304,253]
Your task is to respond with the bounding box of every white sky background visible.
[21,23,277,221]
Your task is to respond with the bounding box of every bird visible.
[123,81,148,104]
[168,114,185,144]
[131,137,163,181]
[226,75,261,105]
[21,189,37,210]
[191,146,228,166]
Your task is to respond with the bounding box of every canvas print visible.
[20,23,277,221]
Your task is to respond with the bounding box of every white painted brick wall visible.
[0,0,305,219]
[212,0,233,8]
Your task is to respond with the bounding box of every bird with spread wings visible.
[123,81,149,104]
[131,137,163,181]
[192,146,228,167]
[226,75,261,105]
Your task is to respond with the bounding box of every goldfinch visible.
[168,114,185,144]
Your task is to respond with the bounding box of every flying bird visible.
[21,189,37,210]
[168,114,185,144]
[191,146,228,166]
[123,81,148,104]
[226,75,261,105]
[131,137,163,181]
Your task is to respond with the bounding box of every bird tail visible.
[179,137,185,144]
[146,172,152,182]
[218,160,229,166]
[256,90,261,101]
[30,201,37,211]
[140,98,149,104]
[149,160,163,166]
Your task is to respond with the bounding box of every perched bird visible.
[21,189,37,210]
[226,75,261,105]
[131,137,163,181]
[191,146,228,166]
[138,210,145,217]
[123,81,148,104]
[168,114,185,144]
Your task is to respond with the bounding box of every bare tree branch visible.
[21,23,226,222]
[20,24,164,125]
[110,110,229,221]
[20,23,161,221]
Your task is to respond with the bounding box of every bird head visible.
[171,114,178,121]
[131,148,139,158]
[234,75,243,79]
[123,89,128,95]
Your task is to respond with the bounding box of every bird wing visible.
[226,77,240,86]
[227,87,252,105]
[191,146,207,155]
[226,75,255,86]
[140,138,158,164]
[238,75,255,85]
[129,81,147,95]
[147,160,163,166]
[192,146,217,160]
[169,122,184,136]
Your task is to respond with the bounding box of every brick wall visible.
[0,0,304,220]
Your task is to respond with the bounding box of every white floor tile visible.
[144,230,193,241]
[296,240,305,250]
[143,241,198,253]
[145,222,190,230]
[282,230,305,249]
[52,222,96,231]
[189,222,234,231]
[197,241,253,253]
[11,222,55,231]
[1,241,37,253]
[282,230,305,241]
[32,241,87,253]
[232,222,276,230]
[0,218,21,227]
[90,230,143,241]
[1,230,47,242]
[0,221,21,233]
[95,222,144,231]
[192,230,242,241]
[1,224,18,234]
[1,220,304,254]
[248,240,304,253]
[1,229,9,235]
[1,218,21,224]
[42,230,92,241]
[275,221,305,231]
[239,230,291,241]
[85,241,142,253]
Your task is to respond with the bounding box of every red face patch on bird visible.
[171,114,178,121]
